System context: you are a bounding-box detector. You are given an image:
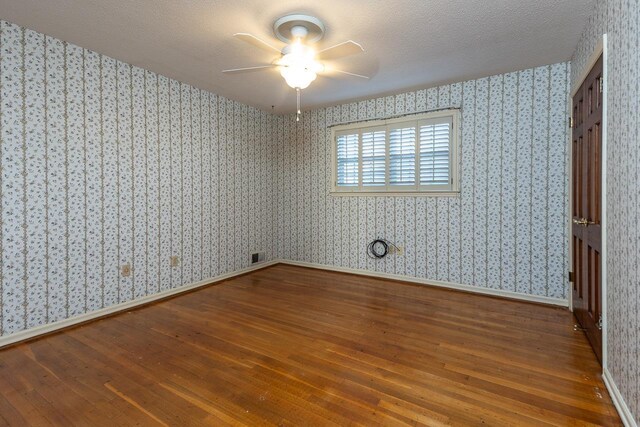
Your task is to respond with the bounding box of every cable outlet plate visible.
[392,245,404,255]
[121,264,131,277]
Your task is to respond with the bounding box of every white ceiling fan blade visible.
[316,40,364,61]
[222,65,277,74]
[323,68,370,79]
[234,33,282,54]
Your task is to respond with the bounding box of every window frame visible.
[330,109,460,196]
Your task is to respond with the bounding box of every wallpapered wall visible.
[273,63,571,300]
[0,18,574,342]
[572,1,639,422]
[0,20,277,337]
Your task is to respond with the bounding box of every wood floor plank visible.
[0,264,622,426]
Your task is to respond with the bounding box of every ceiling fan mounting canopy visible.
[273,14,325,43]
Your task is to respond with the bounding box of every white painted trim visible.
[277,259,568,307]
[329,191,460,197]
[601,33,608,370]
[0,260,278,349]
[568,81,573,312]
[603,367,638,427]
[0,257,570,348]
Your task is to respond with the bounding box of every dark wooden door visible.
[571,55,603,363]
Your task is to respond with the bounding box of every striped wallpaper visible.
[573,0,640,422]
[0,17,574,342]
[0,20,277,337]
[273,63,571,300]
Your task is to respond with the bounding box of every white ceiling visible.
[1,0,594,113]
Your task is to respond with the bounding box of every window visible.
[331,110,459,195]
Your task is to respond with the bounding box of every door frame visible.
[568,34,608,369]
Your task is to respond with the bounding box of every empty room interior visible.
[0,0,638,425]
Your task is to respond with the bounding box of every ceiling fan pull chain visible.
[296,87,301,121]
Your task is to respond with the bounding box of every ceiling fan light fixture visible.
[279,65,316,89]
[278,44,323,89]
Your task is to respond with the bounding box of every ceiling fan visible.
[222,14,369,120]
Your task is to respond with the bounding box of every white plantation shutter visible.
[419,119,452,186]
[336,132,359,186]
[389,126,416,185]
[361,128,386,186]
[332,110,458,194]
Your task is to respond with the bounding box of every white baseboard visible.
[0,258,569,349]
[276,259,569,307]
[2,258,632,423]
[603,367,637,427]
[0,260,278,349]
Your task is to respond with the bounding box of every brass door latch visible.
[572,217,595,227]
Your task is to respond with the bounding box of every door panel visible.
[571,55,603,363]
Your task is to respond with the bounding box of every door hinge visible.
[599,76,604,93]
[597,315,603,330]
[568,271,574,282]
[569,116,574,128]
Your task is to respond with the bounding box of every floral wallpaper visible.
[0,20,277,337]
[0,17,577,363]
[572,0,640,422]
[273,63,571,300]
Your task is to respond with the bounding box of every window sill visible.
[329,191,460,197]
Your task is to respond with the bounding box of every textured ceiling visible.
[0,0,594,113]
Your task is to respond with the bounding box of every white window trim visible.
[330,109,461,196]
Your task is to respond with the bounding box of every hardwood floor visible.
[0,264,621,426]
